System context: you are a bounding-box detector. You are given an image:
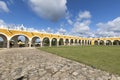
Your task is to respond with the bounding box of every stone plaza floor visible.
[0,48,120,80]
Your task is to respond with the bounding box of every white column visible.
[98,40,100,45]
[84,40,86,45]
[63,39,65,46]
[81,40,83,45]
[104,40,106,45]
[77,40,79,45]
[73,39,75,45]
[89,40,91,45]
[88,40,89,45]
[40,38,43,47]
[68,39,71,46]
[29,40,31,47]
[7,40,9,48]
[111,40,113,46]
[57,39,59,47]
[83,40,85,45]
[49,39,52,47]
[80,40,82,45]
[90,40,92,45]
[86,40,87,45]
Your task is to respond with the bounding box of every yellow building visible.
[0,28,120,48]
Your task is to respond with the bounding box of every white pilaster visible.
[7,40,9,48]
[57,39,59,47]
[40,38,43,47]
[111,40,113,45]
[49,39,52,47]
[104,40,106,45]
[29,40,31,47]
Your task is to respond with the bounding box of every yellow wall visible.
[0,29,120,44]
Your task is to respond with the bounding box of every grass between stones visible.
[38,46,120,75]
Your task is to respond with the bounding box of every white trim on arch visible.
[31,36,41,40]
[51,37,57,40]
[31,36,41,44]
[0,32,9,41]
[9,33,30,41]
[42,36,50,40]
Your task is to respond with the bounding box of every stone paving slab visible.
[0,48,120,80]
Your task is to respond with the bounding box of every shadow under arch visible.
[9,34,30,48]
[113,40,120,45]
[59,38,64,46]
[106,40,112,45]
[0,33,8,48]
[89,40,91,45]
[75,39,77,44]
[99,40,104,45]
[82,40,84,45]
[51,38,57,46]
[79,40,81,45]
[31,36,41,47]
[94,40,98,45]
[84,40,87,45]
[65,39,69,45]
[70,39,73,45]
[43,37,50,46]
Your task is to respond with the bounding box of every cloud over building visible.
[28,0,67,21]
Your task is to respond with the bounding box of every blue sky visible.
[0,0,120,37]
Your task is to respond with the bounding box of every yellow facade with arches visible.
[0,28,120,48]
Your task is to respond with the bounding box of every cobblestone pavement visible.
[0,48,120,80]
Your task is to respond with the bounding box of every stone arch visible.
[113,40,120,45]
[65,39,69,45]
[0,33,8,48]
[79,40,81,45]
[0,32,9,40]
[10,33,30,40]
[89,40,91,45]
[82,40,84,45]
[51,38,57,46]
[94,40,98,45]
[87,40,90,45]
[70,39,73,45]
[84,40,87,45]
[9,34,30,48]
[75,39,77,44]
[106,40,112,45]
[99,40,104,45]
[43,37,50,46]
[59,38,64,46]
[31,36,41,47]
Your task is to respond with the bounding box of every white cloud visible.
[66,12,73,25]
[0,19,40,32]
[68,11,92,37]
[78,11,91,19]
[72,21,90,34]
[0,19,7,28]
[28,0,67,21]
[96,17,120,37]
[0,19,5,25]
[56,28,66,35]
[0,1,9,12]
[40,29,47,33]
[67,19,73,25]
[46,27,53,33]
